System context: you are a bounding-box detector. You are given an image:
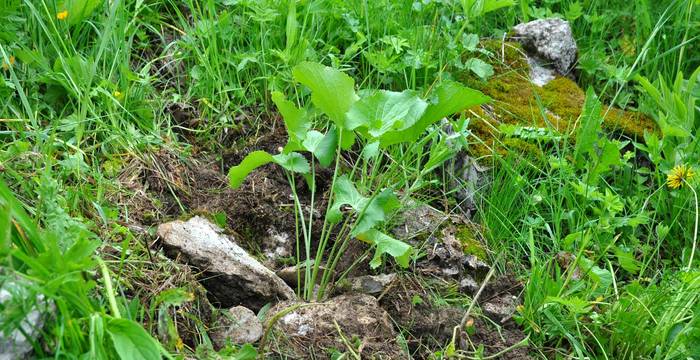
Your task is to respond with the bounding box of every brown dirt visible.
[113,125,339,270]
[379,274,530,359]
[264,294,403,359]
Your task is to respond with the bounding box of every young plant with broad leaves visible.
[228,62,489,301]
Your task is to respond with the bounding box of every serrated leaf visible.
[357,229,412,269]
[272,152,310,173]
[574,88,603,167]
[379,81,490,146]
[228,151,274,189]
[614,247,640,274]
[346,90,428,138]
[106,318,161,360]
[292,62,358,130]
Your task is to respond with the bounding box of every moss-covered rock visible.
[459,41,656,158]
[454,224,488,260]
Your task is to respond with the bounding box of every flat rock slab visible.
[267,294,402,358]
[157,216,295,311]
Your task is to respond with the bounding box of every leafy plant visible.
[0,177,166,358]
[229,61,489,300]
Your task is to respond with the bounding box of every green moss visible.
[454,225,488,260]
[458,41,657,157]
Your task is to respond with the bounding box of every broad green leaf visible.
[232,344,258,360]
[379,81,490,146]
[57,0,103,26]
[327,175,365,223]
[271,91,309,149]
[106,318,161,360]
[353,189,400,236]
[327,176,400,235]
[228,151,274,189]
[614,247,640,274]
[272,152,310,173]
[346,90,428,138]
[292,62,358,129]
[465,58,494,80]
[590,140,621,180]
[579,257,612,293]
[357,229,412,269]
[362,141,380,161]
[302,131,324,153]
[302,127,338,167]
[574,88,603,167]
[481,0,515,14]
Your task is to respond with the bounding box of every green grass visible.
[1,0,699,358]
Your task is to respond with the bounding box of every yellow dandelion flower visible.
[113,90,123,100]
[175,337,184,351]
[667,164,695,189]
[57,10,68,20]
[1,55,15,71]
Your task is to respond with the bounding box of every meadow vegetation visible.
[1,0,699,359]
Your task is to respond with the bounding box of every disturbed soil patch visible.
[379,274,530,359]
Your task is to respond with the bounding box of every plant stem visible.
[685,180,698,271]
[98,258,121,319]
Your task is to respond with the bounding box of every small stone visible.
[464,254,491,277]
[513,18,577,76]
[348,273,397,295]
[483,296,518,323]
[157,216,295,311]
[275,265,301,288]
[459,276,479,295]
[211,306,263,348]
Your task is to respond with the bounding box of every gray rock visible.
[513,18,577,76]
[392,203,447,242]
[0,281,51,360]
[348,273,397,295]
[526,56,557,86]
[483,295,518,323]
[464,254,491,277]
[210,306,263,348]
[261,228,293,263]
[157,216,295,310]
[459,276,479,295]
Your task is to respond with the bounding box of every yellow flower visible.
[57,10,68,20]
[1,55,15,71]
[175,337,184,351]
[667,164,695,189]
[113,90,123,100]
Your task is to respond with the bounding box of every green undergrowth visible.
[1,0,699,359]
